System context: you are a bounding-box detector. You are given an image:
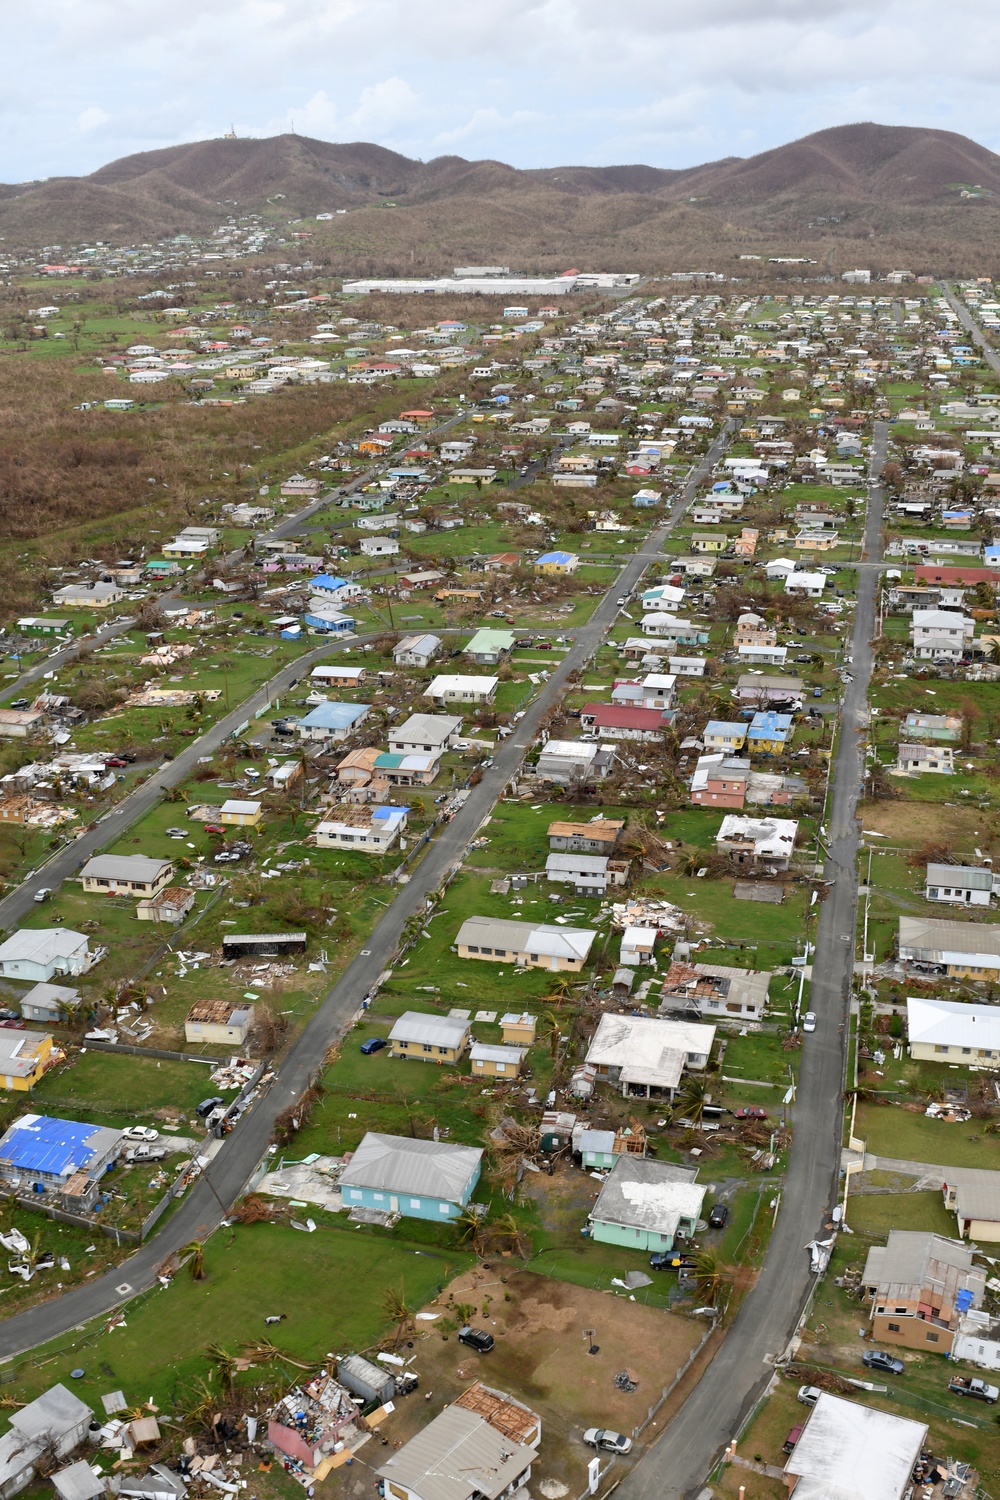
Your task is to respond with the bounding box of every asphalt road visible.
[938,283,1000,378]
[619,421,889,1500]
[0,423,732,1358]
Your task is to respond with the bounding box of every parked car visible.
[125,1145,167,1163]
[203,823,226,834]
[797,1386,822,1406]
[862,1350,904,1375]
[802,1012,817,1033]
[196,1096,225,1118]
[457,1326,495,1353]
[732,1107,767,1120]
[782,1424,804,1454]
[583,1430,632,1455]
[124,1126,159,1142]
[104,757,128,768]
[708,1203,729,1229]
[0,1009,18,1021]
[649,1251,697,1272]
[33,889,52,903]
[360,1037,387,1055]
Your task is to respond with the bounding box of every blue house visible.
[0,1114,124,1210]
[302,603,356,634]
[337,1132,482,1222]
[295,701,370,742]
[309,574,362,604]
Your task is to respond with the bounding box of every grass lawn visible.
[638,870,813,963]
[845,1189,957,1237]
[30,1051,215,1122]
[855,1102,1000,1169]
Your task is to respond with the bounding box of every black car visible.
[457,1326,495,1353]
[708,1203,729,1229]
[196,1096,225,1118]
[650,1252,698,1272]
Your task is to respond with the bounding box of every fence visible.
[6,1194,141,1246]
[80,1040,218,1065]
[631,1320,717,1438]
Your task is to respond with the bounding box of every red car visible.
[203,823,226,834]
[104,757,128,768]
[733,1106,768,1120]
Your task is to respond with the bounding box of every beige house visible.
[218,799,263,826]
[500,1012,538,1046]
[455,916,596,973]
[388,1011,470,1064]
[862,1230,984,1355]
[80,854,174,899]
[470,1042,526,1078]
[184,999,255,1047]
[136,887,195,924]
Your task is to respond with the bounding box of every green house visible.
[588,1157,706,1252]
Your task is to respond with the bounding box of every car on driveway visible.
[125,1144,167,1163]
[733,1106,767,1120]
[457,1326,494,1353]
[360,1037,387,1055]
[708,1203,729,1229]
[862,1350,904,1375]
[583,1430,632,1455]
[124,1126,159,1142]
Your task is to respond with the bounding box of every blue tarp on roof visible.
[309,574,350,593]
[0,1115,104,1177]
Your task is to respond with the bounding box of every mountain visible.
[2,123,1000,271]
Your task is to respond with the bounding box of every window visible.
[409,1199,421,1209]
[467,945,479,953]
[935,1044,949,1054]
[438,1047,447,1055]
[887,1322,901,1332]
[422,1043,432,1053]
[438,1203,450,1214]
[926,1331,939,1343]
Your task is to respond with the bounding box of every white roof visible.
[456,915,596,963]
[785,1393,926,1500]
[538,739,600,761]
[906,994,1000,1050]
[546,853,609,875]
[586,1013,715,1089]
[424,675,498,696]
[717,814,798,855]
[590,1157,706,1236]
[0,929,88,965]
[220,799,262,815]
[469,1043,526,1065]
[391,713,462,745]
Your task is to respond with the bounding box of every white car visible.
[123,1125,159,1143]
[802,1012,817,1033]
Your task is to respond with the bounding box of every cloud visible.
[76,106,111,133]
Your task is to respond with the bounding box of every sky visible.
[5,0,1000,181]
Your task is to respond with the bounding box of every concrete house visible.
[547,819,623,854]
[903,711,962,742]
[296,702,370,742]
[862,1230,984,1354]
[911,608,974,660]
[464,628,515,665]
[659,961,771,1022]
[716,814,798,872]
[338,1132,482,1222]
[579,705,669,741]
[783,571,827,598]
[747,711,794,755]
[535,740,615,784]
[315,805,409,852]
[376,1383,538,1500]
[80,854,174,898]
[690,753,750,808]
[393,634,442,668]
[906,995,1000,1065]
[896,742,954,775]
[19,983,81,1025]
[0,1385,93,1500]
[925,864,993,906]
[52,582,123,609]
[899,915,1000,980]
[359,537,399,557]
[585,1013,715,1098]
[0,1032,54,1091]
[784,1395,927,1500]
[455,916,596,972]
[389,1011,470,1063]
[704,720,749,753]
[534,551,578,574]
[0,1115,122,1210]
[218,799,263,826]
[588,1158,706,1252]
[389,714,463,755]
[373,752,441,786]
[544,851,626,896]
[185,1000,255,1047]
[424,675,497,706]
[0,930,91,983]
[470,1043,526,1078]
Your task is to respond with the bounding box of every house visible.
[716,814,798,871]
[338,1132,482,1221]
[19,983,81,1025]
[136,887,196,924]
[0,930,91,983]
[545,852,626,896]
[925,864,994,906]
[911,608,975,660]
[0,1384,94,1500]
[308,574,364,605]
[389,1011,470,1063]
[659,961,771,1021]
[738,643,788,667]
[585,1013,715,1098]
[784,1394,927,1500]
[376,1384,538,1500]
[80,854,174,898]
[455,916,596,972]
[359,537,399,558]
[534,551,578,574]
[733,613,775,648]
[0,708,45,740]
[736,673,804,706]
[296,702,370,742]
[301,602,356,635]
[903,711,962,742]
[703,720,748,752]
[588,1158,706,1251]
[185,1000,255,1047]
[16,618,71,637]
[793,530,840,550]
[424,675,497,706]
[470,1043,526,1078]
[899,915,1000,980]
[501,1013,538,1046]
[640,615,708,645]
[52,582,123,609]
[784,571,827,598]
[218,799,263,826]
[0,1114,123,1210]
[747,711,794,755]
[861,1230,984,1354]
[310,664,368,690]
[535,740,615,784]
[315,805,409,851]
[619,927,659,966]
[690,753,750,808]
[373,753,440,786]
[547,818,623,854]
[670,655,707,677]
[464,628,515,665]
[578,705,669,741]
[575,1123,647,1170]
[906,995,1000,1065]
[0,1031,54,1091]
[389,714,463,756]
[393,634,442,668]
[690,533,727,554]
[944,1176,1000,1244]
[896,742,954,776]
[281,474,321,498]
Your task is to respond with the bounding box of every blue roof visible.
[0,1115,106,1177]
[301,702,370,729]
[310,574,350,591]
[537,550,574,565]
[372,805,410,822]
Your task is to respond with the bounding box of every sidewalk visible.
[844,1149,1000,1190]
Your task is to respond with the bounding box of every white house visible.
[314,805,409,853]
[585,1012,715,1099]
[389,714,463,755]
[911,608,974,660]
[925,863,994,907]
[393,634,442,668]
[0,930,92,983]
[424,675,497,705]
[359,536,400,557]
[784,571,827,598]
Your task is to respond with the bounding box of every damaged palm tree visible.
[382,1282,415,1347]
[620,812,672,866]
[487,1111,542,1196]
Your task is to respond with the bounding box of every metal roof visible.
[0,1115,119,1179]
[785,1393,926,1500]
[456,915,596,963]
[339,1132,482,1203]
[391,713,461,744]
[907,995,1000,1049]
[926,863,993,891]
[389,1012,470,1048]
[300,702,370,728]
[81,854,172,882]
[377,1403,536,1500]
[589,1157,705,1236]
[0,929,89,967]
[899,914,1000,961]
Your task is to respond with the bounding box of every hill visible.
[2,122,1000,271]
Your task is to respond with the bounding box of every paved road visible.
[620,421,889,1500]
[0,424,732,1358]
[939,282,1000,378]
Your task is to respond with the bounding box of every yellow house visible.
[218,800,263,827]
[501,1012,538,1046]
[455,916,596,973]
[185,999,255,1047]
[793,532,839,551]
[81,854,174,899]
[470,1042,526,1078]
[0,1030,54,1090]
[534,551,579,575]
[389,1011,470,1063]
[690,533,728,554]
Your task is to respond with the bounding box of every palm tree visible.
[690,1246,725,1306]
[180,1240,206,1280]
[204,1343,238,1397]
[538,1011,563,1060]
[382,1282,413,1346]
[675,1075,710,1128]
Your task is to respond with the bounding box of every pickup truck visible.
[949,1376,999,1404]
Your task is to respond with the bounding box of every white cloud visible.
[76,106,111,133]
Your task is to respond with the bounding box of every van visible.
[782,1424,804,1454]
[196,1096,225,1118]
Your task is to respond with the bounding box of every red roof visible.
[914,566,1000,585]
[584,704,667,729]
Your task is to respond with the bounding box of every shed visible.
[470,1042,526,1078]
[337,1353,395,1406]
[51,1464,105,1500]
[222,933,307,959]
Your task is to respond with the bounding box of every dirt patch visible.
[859,800,998,851]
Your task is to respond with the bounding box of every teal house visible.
[337,1132,482,1223]
[588,1158,706,1252]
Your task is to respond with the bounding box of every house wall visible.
[341,1169,479,1221]
[964,1217,1000,1244]
[185,1019,249,1045]
[910,1041,1000,1064]
[871,1311,954,1353]
[456,942,584,972]
[390,1038,466,1063]
[590,1218,677,1252]
[472,1056,522,1077]
[219,808,262,825]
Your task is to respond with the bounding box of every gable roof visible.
[338,1132,482,1203]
